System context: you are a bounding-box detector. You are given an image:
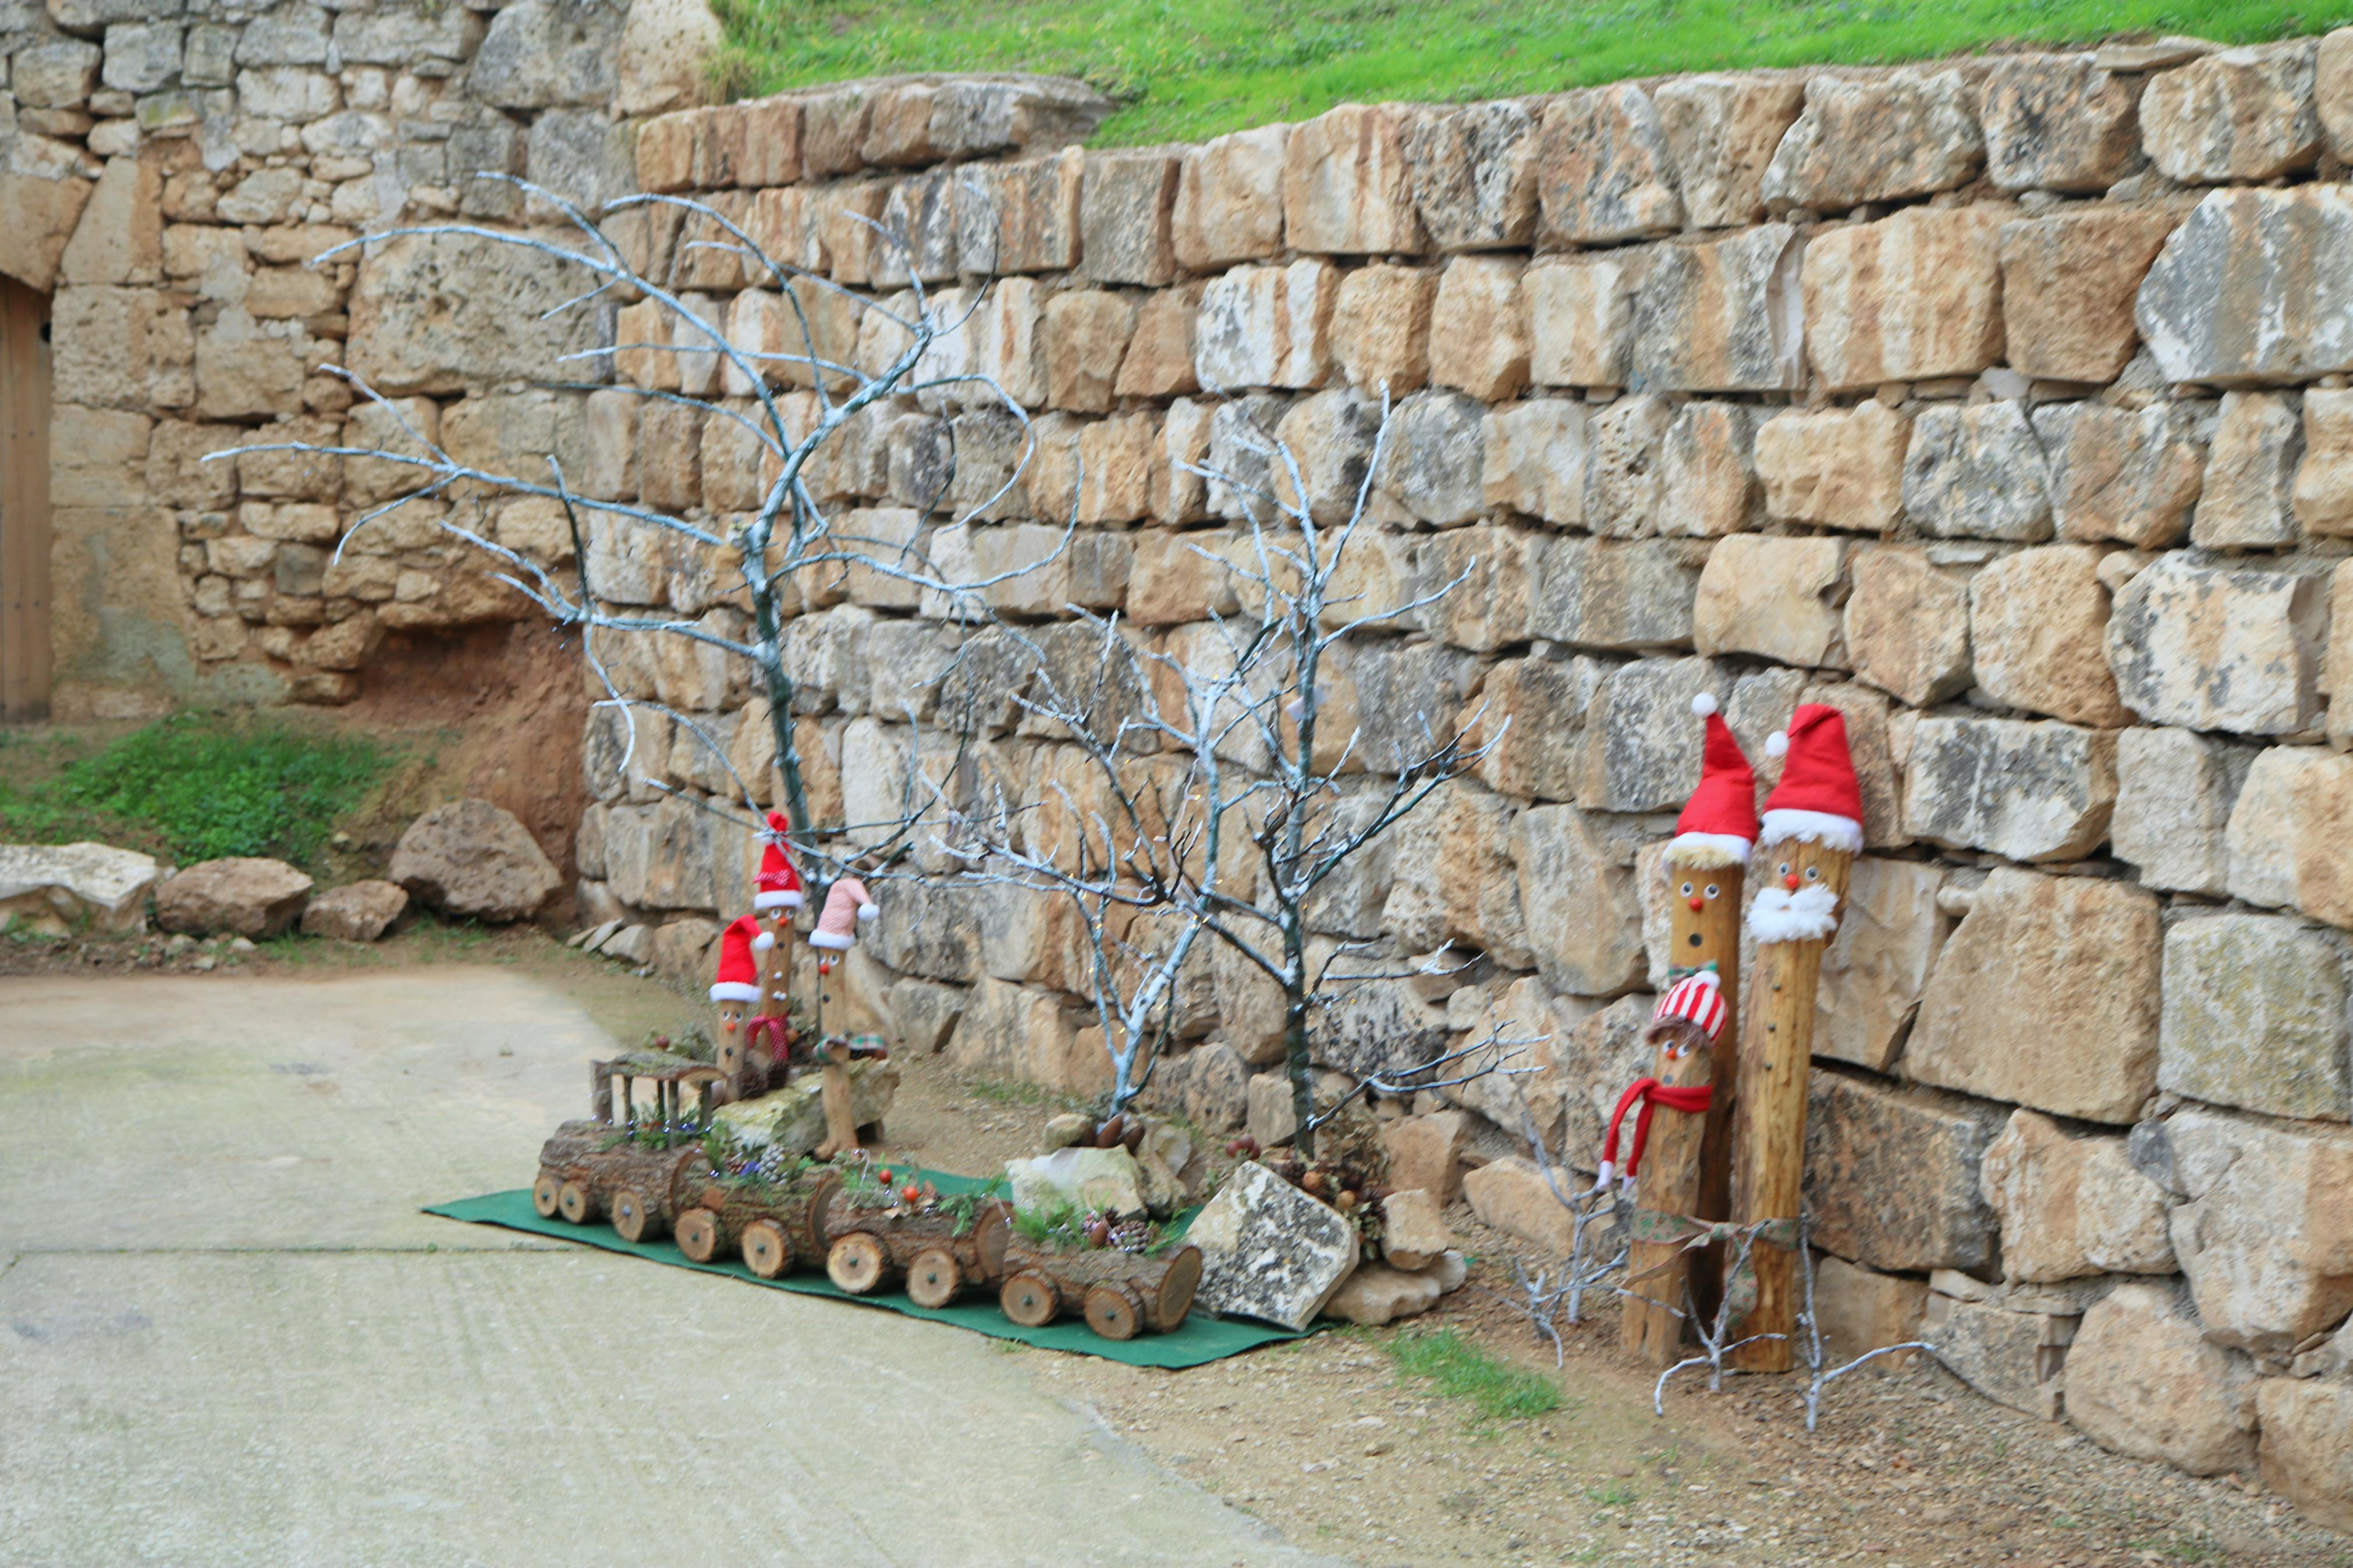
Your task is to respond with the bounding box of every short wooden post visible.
[1619,1018,1719,1364]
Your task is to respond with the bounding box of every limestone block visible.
[1969,545,2131,726]
[59,154,161,288]
[2193,390,2304,548]
[1482,399,1587,526]
[156,858,313,938]
[13,40,100,108]
[1692,534,1846,669]
[1381,1110,1472,1203]
[1922,1293,2068,1420]
[1081,148,1181,286]
[1981,1110,2175,1282]
[1629,225,1802,394]
[1652,73,1804,229]
[2167,1105,2353,1356]
[1528,537,1699,654]
[1525,250,1642,389]
[1571,656,1727,813]
[2225,745,2353,931]
[1754,402,1907,531]
[0,152,96,294]
[1330,264,1433,395]
[2259,1380,2353,1534]
[1403,100,1538,251]
[947,977,1087,1093]
[2162,914,2350,1122]
[2067,1283,2258,1475]
[1900,401,2054,542]
[1656,401,1760,538]
[963,278,1049,411]
[2106,554,2326,735]
[144,422,241,510]
[1904,717,2116,862]
[1283,103,1424,256]
[1115,282,1204,400]
[2111,727,2252,897]
[1815,856,1949,1074]
[1411,524,1541,652]
[954,149,1082,275]
[875,169,960,289]
[1978,55,2146,193]
[2135,186,2353,385]
[1377,389,1485,526]
[1844,547,1971,707]
[2327,26,2353,161]
[1173,123,1288,269]
[1194,261,1335,392]
[2142,43,2322,184]
[1323,1259,1460,1325]
[1808,1254,1928,1370]
[1803,206,2006,393]
[1762,70,1984,211]
[1042,290,1136,415]
[236,65,339,122]
[1464,1157,1588,1256]
[1806,1071,2004,1273]
[2033,402,2206,549]
[1535,83,1683,244]
[2000,206,2180,385]
[1470,656,1605,803]
[1581,392,1673,538]
[613,0,721,119]
[2330,561,2353,749]
[0,842,158,936]
[1907,867,2160,1124]
[2294,387,2353,536]
[1428,257,1527,402]
[348,232,610,397]
[1513,804,1646,997]
[52,286,193,413]
[1076,413,1155,528]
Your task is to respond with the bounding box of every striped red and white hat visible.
[1651,969,1727,1041]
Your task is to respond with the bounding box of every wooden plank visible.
[0,278,53,721]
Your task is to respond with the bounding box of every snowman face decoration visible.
[716,998,746,1035]
[1665,856,1738,957]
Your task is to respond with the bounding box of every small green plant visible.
[1012,1200,1179,1254]
[1586,1481,1638,1509]
[1387,1328,1562,1424]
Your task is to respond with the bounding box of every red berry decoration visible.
[877,1168,894,1184]
[901,1183,921,1204]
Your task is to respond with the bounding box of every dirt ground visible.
[6,924,2349,1568]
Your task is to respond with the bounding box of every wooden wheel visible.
[741,1219,794,1279]
[612,1186,662,1243]
[1155,1245,1204,1331]
[999,1270,1060,1327]
[799,1170,843,1258]
[906,1247,961,1309]
[971,1203,1012,1283]
[556,1180,594,1225]
[826,1231,890,1295]
[675,1207,722,1263]
[1085,1282,1147,1341]
[531,1172,562,1218]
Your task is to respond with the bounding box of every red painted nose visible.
[1784,872,1801,890]
[1687,895,1705,911]
[723,1019,739,1033]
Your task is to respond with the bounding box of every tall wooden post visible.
[1619,1015,1722,1364]
[1729,836,1852,1373]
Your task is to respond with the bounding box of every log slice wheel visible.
[999,1270,1060,1327]
[556,1180,595,1225]
[675,1206,722,1263]
[611,1186,662,1244]
[826,1231,890,1295]
[1084,1282,1147,1341]
[741,1219,794,1279]
[531,1172,562,1219]
[906,1247,961,1309]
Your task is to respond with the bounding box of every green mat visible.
[425,1182,1309,1370]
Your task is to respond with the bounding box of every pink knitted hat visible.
[808,875,879,951]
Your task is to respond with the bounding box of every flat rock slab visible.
[0,841,158,933]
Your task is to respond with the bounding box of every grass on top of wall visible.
[710,0,2353,147]
[0,713,393,872]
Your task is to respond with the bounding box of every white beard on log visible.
[1745,883,1840,944]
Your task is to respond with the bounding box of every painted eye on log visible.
[1804,865,1820,881]
[1703,884,1720,899]
[1678,881,1694,897]
[1776,863,1791,878]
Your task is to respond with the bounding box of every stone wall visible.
[0,0,719,714]
[577,41,2353,1515]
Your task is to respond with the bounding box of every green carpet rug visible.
[425,1183,1308,1370]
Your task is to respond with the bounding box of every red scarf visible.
[1598,1078,1713,1184]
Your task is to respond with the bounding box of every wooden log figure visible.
[708,914,767,1099]
[822,1186,1013,1304]
[1614,973,1730,1365]
[1729,703,1861,1373]
[808,873,880,1160]
[750,811,805,1068]
[999,1236,1203,1339]
[672,1166,842,1274]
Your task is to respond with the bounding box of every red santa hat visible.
[1665,693,1758,868]
[1758,703,1864,854]
[754,812,805,912]
[1651,969,1727,1041]
[709,913,772,1004]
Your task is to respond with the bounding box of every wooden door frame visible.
[0,276,52,722]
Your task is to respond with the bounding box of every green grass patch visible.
[1386,1326,1563,1424]
[711,0,2353,146]
[0,713,393,871]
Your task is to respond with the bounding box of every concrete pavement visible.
[0,970,1343,1568]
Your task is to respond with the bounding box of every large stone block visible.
[1981,1110,2175,1283]
[1761,70,1983,211]
[1482,399,1587,526]
[1283,103,1424,256]
[2106,554,2326,735]
[2225,745,2353,931]
[1330,264,1433,396]
[1754,402,1906,531]
[1907,867,2160,1124]
[1410,524,1539,652]
[1843,546,1971,707]
[1977,55,2146,193]
[2067,1283,2258,1475]
[1471,655,1605,802]
[1806,1071,2004,1274]
[2033,401,2206,548]
[1080,148,1181,286]
[1657,401,1761,537]
[2135,186,2353,385]
[1428,257,1527,402]
[1969,545,2131,726]
[954,150,1083,276]
[2111,727,2252,897]
[1513,804,1646,997]
[2331,562,2353,751]
[1900,401,2053,542]
[2166,1106,2353,1356]
[1652,73,1804,229]
[1903,717,2116,863]
[1571,656,1727,813]
[2000,206,2180,385]
[1815,856,1949,1073]
[1580,392,1673,538]
[1808,1254,1929,1370]
[1802,206,2006,393]
[1193,260,1335,392]
[1529,536,1702,653]
[1377,389,1485,526]
[1629,226,1803,394]
[1525,251,1642,389]
[1463,1156,1582,1256]
[2259,1380,2353,1534]
[2193,390,2304,548]
[1922,1292,2068,1420]
[1535,83,1683,244]
[1173,123,1288,270]
[2141,42,2322,184]
[1403,100,1538,252]
[1692,534,1845,668]
[0,145,96,295]
[2294,386,2353,536]
[349,232,609,397]
[2328,26,2353,161]
[2162,913,2350,1122]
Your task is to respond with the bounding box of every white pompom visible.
[751,930,775,952]
[1765,730,1789,759]
[1690,692,1717,718]
[857,902,881,921]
